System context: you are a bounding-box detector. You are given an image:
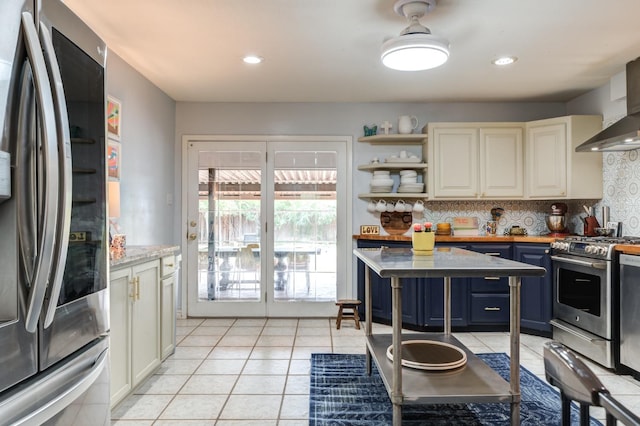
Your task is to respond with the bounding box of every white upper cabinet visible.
[429,126,478,198]
[480,127,524,198]
[525,115,602,199]
[428,123,524,199]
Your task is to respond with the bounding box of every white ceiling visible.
[63,0,640,103]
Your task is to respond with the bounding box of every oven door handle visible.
[550,255,607,270]
[549,319,605,343]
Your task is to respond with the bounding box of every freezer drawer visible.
[0,337,109,425]
[620,254,640,375]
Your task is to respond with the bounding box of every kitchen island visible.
[354,246,546,426]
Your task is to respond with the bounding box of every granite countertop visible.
[111,245,180,268]
[354,247,547,278]
[353,234,557,244]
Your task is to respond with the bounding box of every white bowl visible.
[370,186,393,193]
[370,178,394,186]
[373,170,390,176]
[399,183,424,189]
[399,170,417,176]
[400,177,418,183]
[397,183,424,193]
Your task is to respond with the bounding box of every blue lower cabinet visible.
[422,277,468,328]
[355,240,552,334]
[514,243,553,333]
[357,258,391,321]
[421,242,469,328]
[467,244,512,293]
[356,240,422,326]
[470,293,510,323]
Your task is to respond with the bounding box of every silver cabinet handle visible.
[39,27,73,328]
[484,277,500,281]
[20,12,60,333]
[484,307,501,311]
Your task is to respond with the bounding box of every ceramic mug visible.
[404,202,414,213]
[398,115,418,134]
[394,200,406,212]
[386,202,395,212]
[376,200,387,212]
[413,200,425,213]
[367,201,376,213]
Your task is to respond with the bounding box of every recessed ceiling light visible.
[243,55,263,64]
[492,56,517,66]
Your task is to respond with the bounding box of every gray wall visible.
[175,101,567,238]
[106,51,176,245]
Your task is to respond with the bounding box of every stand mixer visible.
[545,202,569,236]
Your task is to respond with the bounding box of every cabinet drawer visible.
[470,294,509,324]
[161,255,176,277]
[470,277,509,293]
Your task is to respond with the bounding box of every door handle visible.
[188,232,197,241]
[40,27,73,329]
[20,12,61,333]
[133,277,140,300]
[129,278,136,300]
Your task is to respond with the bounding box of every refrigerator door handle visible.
[0,339,109,426]
[19,12,61,334]
[39,27,73,328]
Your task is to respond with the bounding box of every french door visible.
[184,136,351,317]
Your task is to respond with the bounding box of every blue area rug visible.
[309,353,602,425]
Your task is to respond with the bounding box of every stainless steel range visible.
[550,236,640,369]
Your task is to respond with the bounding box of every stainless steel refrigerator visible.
[0,0,110,424]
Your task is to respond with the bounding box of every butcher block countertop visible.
[353,234,557,244]
[616,245,640,255]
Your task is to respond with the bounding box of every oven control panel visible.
[551,241,570,251]
[551,240,613,259]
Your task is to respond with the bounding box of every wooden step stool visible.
[335,299,361,330]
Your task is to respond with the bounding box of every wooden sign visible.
[360,225,380,235]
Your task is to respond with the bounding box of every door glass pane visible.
[197,151,261,301]
[273,150,337,301]
[53,28,107,305]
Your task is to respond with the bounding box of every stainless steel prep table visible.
[353,247,547,426]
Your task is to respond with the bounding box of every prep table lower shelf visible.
[367,333,514,404]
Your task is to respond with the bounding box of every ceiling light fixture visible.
[243,55,263,64]
[381,0,450,71]
[492,56,517,66]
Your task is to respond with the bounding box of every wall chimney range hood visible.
[576,57,640,152]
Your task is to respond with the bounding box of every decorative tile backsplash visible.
[599,150,640,236]
[368,199,602,237]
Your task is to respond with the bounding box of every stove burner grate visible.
[563,236,640,245]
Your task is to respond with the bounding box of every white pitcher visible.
[398,115,418,134]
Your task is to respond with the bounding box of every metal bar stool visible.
[543,341,640,426]
[335,299,361,330]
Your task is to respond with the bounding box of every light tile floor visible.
[111,318,640,425]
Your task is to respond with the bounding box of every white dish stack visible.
[370,170,394,193]
[397,170,424,193]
